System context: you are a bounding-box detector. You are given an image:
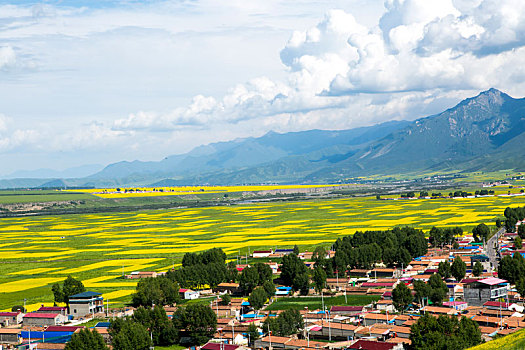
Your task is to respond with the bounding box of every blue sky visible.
[1,0,525,176]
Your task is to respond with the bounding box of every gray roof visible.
[69,291,102,298]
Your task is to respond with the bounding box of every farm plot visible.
[1,194,525,310]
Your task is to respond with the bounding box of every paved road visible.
[486,227,505,271]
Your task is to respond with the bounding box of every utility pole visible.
[268,322,272,349]
[232,321,235,344]
[327,307,331,341]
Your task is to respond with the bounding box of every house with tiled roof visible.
[0,328,21,346]
[23,313,61,327]
[330,305,366,315]
[68,291,104,318]
[362,312,396,326]
[0,311,23,326]
[308,320,362,339]
[421,306,458,316]
[37,306,67,317]
[464,277,509,306]
[348,339,402,350]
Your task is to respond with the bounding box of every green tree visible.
[312,246,327,262]
[262,316,280,336]
[280,253,307,290]
[312,266,327,294]
[516,278,525,300]
[413,280,431,306]
[52,276,85,310]
[410,313,481,350]
[279,309,304,336]
[132,305,178,346]
[239,266,260,294]
[248,287,268,310]
[519,224,525,239]
[472,223,490,243]
[132,276,181,307]
[262,280,276,298]
[220,294,231,306]
[511,253,525,284]
[246,323,260,346]
[392,282,412,313]
[65,328,108,350]
[498,255,518,283]
[293,245,299,255]
[112,320,152,350]
[515,236,523,249]
[428,274,448,306]
[254,263,273,285]
[293,272,310,295]
[227,261,238,282]
[437,261,450,279]
[451,256,466,282]
[11,305,25,313]
[51,283,64,305]
[178,304,217,345]
[472,261,483,277]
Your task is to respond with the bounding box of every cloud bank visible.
[1,0,525,173]
[113,0,525,134]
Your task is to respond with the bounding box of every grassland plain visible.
[2,194,525,311]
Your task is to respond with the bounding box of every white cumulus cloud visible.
[113,0,525,136]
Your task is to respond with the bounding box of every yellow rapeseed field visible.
[1,193,525,309]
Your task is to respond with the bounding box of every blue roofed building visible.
[68,291,104,318]
[276,286,291,296]
[274,248,294,256]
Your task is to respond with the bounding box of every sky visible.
[1,0,525,176]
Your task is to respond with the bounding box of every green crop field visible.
[0,191,96,204]
[1,193,525,311]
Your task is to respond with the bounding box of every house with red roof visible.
[330,305,367,315]
[483,301,511,310]
[348,339,402,350]
[38,306,68,317]
[464,277,508,306]
[201,342,243,350]
[22,313,61,327]
[0,311,23,326]
[179,288,200,300]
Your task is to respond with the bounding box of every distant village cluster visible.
[2,216,525,349]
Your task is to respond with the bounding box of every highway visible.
[486,227,505,271]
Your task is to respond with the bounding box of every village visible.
[1,217,525,350]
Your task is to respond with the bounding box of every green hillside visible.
[469,329,525,350]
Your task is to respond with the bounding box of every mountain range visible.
[2,88,524,188]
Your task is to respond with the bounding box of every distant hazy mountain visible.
[340,88,525,175]
[156,88,525,184]
[87,120,410,183]
[2,88,524,189]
